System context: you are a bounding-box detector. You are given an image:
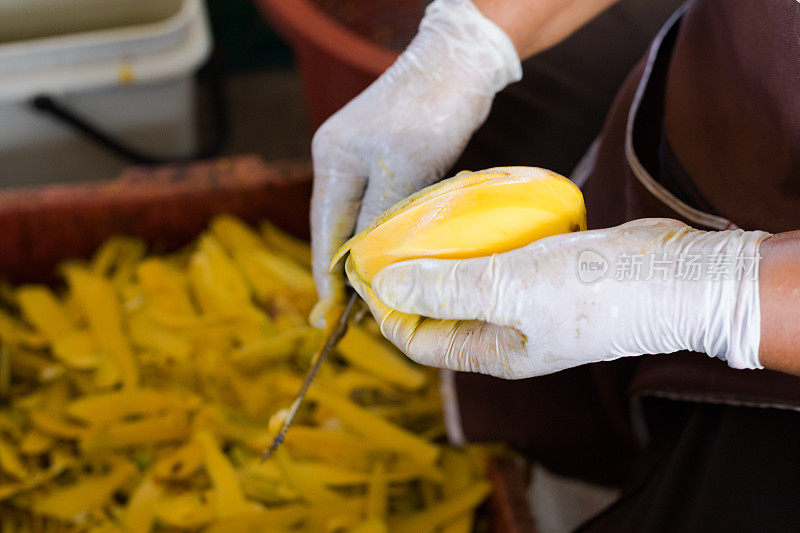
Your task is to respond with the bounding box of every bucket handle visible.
[30,52,228,165]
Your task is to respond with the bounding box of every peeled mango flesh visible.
[332,166,586,285]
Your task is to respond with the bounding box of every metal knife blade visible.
[262,291,359,460]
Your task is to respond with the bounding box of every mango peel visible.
[0,214,495,532]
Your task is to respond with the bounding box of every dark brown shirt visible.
[664,0,800,233]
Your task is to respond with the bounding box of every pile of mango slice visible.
[0,215,492,533]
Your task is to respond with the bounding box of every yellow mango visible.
[336,325,427,391]
[233,248,317,307]
[195,430,257,518]
[8,348,63,383]
[0,435,28,479]
[19,430,54,456]
[330,369,397,398]
[136,259,196,316]
[210,213,267,254]
[152,440,203,480]
[440,449,476,533]
[90,236,146,279]
[127,313,193,362]
[333,167,586,284]
[390,481,492,533]
[276,426,380,470]
[51,331,100,370]
[119,476,163,533]
[205,506,309,533]
[32,458,136,522]
[0,449,74,501]
[0,309,47,349]
[230,327,320,372]
[366,461,387,521]
[29,410,87,440]
[16,285,74,342]
[307,387,440,467]
[242,458,368,487]
[351,519,389,533]
[272,447,347,506]
[153,492,214,529]
[0,214,493,531]
[0,411,21,440]
[259,219,312,268]
[65,267,139,389]
[81,412,191,453]
[67,389,200,425]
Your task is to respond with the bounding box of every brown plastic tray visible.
[0,156,311,285]
[0,155,535,531]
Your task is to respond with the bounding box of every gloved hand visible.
[354,219,771,378]
[310,0,522,327]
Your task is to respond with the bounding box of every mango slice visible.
[332,166,586,285]
[336,325,427,391]
[0,214,494,531]
[32,458,136,522]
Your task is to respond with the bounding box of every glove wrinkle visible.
[310,0,522,327]
[366,219,771,378]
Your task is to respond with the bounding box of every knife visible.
[262,290,359,460]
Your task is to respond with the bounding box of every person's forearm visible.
[474,0,620,59]
[758,231,800,374]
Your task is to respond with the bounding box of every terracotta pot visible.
[254,0,401,130]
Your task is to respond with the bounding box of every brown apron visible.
[453,0,800,483]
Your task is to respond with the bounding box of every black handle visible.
[30,51,228,165]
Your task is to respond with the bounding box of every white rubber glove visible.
[310,0,522,327]
[356,219,771,378]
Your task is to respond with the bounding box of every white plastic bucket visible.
[0,0,211,186]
